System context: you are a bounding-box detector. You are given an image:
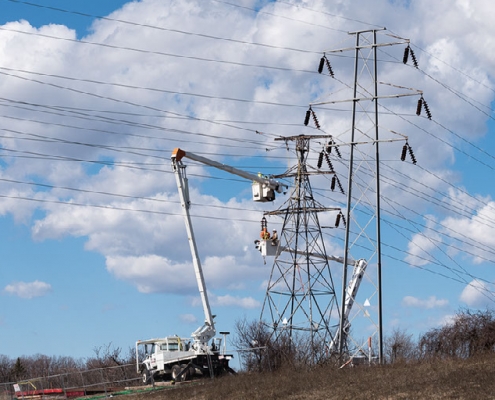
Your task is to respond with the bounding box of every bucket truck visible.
[135,148,287,383]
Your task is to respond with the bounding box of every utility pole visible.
[308,28,426,364]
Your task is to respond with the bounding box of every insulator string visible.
[317,151,324,169]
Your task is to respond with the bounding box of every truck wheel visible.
[142,368,151,384]
[171,364,183,382]
[180,364,191,381]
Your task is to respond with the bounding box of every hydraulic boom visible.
[170,148,287,349]
[172,152,215,351]
[172,148,287,202]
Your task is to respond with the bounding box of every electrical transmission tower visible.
[260,134,342,364]
[308,28,427,364]
[260,28,428,366]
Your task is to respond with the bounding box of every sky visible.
[1,0,495,367]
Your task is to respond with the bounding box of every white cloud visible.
[459,279,494,308]
[4,281,52,299]
[105,250,268,295]
[179,314,198,324]
[438,313,456,327]
[402,295,449,309]
[191,292,260,310]
[212,294,261,309]
[405,216,442,266]
[106,255,197,294]
[441,193,495,264]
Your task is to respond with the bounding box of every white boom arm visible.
[172,148,287,202]
[170,148,287,351]
[328,259,368,353]
[171,153,215,351]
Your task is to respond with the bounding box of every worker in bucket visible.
[260,227,270,240]
[271,229,278,245]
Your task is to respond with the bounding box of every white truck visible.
[135,148,287,383]
[136,334,232,383]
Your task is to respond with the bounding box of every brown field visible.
[127,354,495,400]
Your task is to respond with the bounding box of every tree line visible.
[2,308,494,383]
[0,344,135,384]
[234,308,495,372]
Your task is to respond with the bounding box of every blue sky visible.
[0,0,494,367]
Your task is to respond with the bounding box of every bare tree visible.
[87,342,124,369]
[384,328,417,363]
[233,318,330,372]
[0,355,13,383]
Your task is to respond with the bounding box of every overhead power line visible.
[2,0,323,54]
[0,25,318,75]
[0,192,261,224]
[0,66,308,109]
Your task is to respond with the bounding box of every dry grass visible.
[131,354,495,400]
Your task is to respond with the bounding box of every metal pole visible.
[373,29,384,364]
[339,31,360,357]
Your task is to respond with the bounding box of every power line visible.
[0,192,261,224]
[0,70,305,147]
[408,40,495,96]
[0,97,280,151]
[0,66,309,109]
[323,226,495,303]
[276,0,384,30]
[213,0,349,33]
[0,25,319,75]
[0,176,273,215]
[2,0,324,54]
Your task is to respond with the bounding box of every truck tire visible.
[171,364,183,382]
[180,364,191,381]
[142,368,151,384]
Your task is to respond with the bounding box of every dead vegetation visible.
[132,354,495,400]
[129,309,495,399]
[4,309,495,399]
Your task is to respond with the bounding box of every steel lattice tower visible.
[260,134,341,362]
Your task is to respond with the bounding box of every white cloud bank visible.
[0,0,494,312]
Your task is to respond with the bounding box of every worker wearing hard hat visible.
[271,229,278,245]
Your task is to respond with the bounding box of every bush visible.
[233,318,337,372]
[419,309,495,358]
